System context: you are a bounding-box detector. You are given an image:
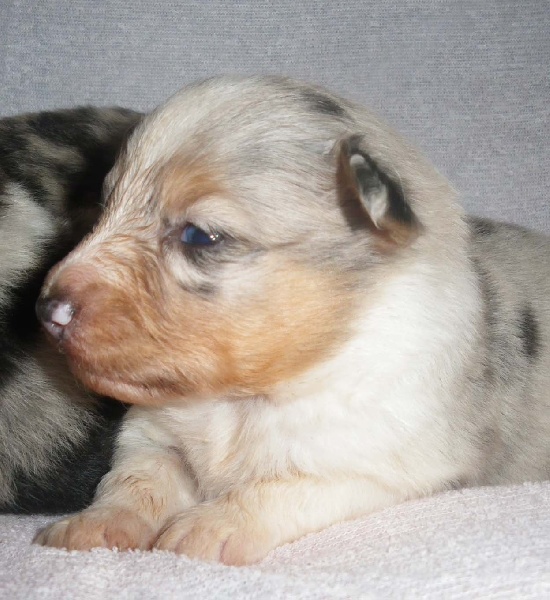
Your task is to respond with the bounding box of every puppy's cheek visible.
[34,508,157,551]
[218,266,357,394]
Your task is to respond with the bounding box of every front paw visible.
[154,501,278,565]
[34,507,156,551]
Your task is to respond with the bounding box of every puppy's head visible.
[36,76,455,405]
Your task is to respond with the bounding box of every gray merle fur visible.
[0,106,141,513]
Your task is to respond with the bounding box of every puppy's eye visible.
[180,224,222,247]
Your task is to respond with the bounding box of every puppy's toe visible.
[34,518,77,549]
[154,503,277,565]
[220,530,275,566]
[154,508,231,561]
[34,507,155,551]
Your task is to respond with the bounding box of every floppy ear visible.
[337,135,420,246]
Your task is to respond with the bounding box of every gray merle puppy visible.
[0,106,141,513]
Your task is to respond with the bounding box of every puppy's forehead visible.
[106,78,350,225]
[128,77,348,172]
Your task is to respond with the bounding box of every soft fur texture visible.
[34,77,550,563]
[0,106,141,513]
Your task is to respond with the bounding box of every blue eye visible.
[180,224,221,246]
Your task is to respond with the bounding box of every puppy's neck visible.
[271,259,481,408]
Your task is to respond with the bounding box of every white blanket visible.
[1,483,549,599]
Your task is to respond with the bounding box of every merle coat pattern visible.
[0,106,141,513]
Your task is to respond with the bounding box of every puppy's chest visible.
[162,398,371,499]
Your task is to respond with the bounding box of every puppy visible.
[0,106,141,513]
[34,76,550,563]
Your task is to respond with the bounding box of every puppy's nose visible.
[36,296,75,341]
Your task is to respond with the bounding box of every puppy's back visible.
[468,216,550,483]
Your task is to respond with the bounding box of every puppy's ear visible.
[337,135,420,246]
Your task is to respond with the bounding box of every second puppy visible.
[0,106,140,513]
[35,76,550,563]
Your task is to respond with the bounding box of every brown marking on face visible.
[217,258,356,394]
[160,155,226,218]
[52,233,357,406]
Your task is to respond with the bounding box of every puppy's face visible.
[37,78,421,405]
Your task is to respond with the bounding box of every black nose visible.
[36,296,75,341]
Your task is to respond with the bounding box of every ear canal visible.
[337,135,420,245]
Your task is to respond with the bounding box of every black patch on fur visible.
[0,108,140,215]
[347,136,416,227]
[0,126,50,203]
[302,90,347,118]
[471,255,528,388]
[470,217,497,236]
[7,401,126,514]
[468,216,535,240]
[31,108,139,207]
[0,221,80,393]
[0,349,18,390]
[0,179,9,215]
[518,306,540,360]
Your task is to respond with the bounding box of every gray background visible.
[1,0,548,231]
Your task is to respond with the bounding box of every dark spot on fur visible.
[0,350,18,390]
[470,217,497,237]
[519,306,540,359]
[302,90,347,118]
[29,108,141,220]
[0,108,141,213]
[3,239,78,343]
[471,256,532,387]
[0,177,8,215]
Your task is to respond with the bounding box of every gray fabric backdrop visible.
[1,0,548,231]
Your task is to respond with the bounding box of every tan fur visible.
[46,250,355,404]
[161,157,226,214]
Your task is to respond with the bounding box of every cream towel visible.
[1,483,549,599]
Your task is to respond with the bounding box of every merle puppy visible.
[0,106,141,513]
[32,77,550,564]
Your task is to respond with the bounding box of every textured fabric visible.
[0,1,549,231]
[1,484,549,599]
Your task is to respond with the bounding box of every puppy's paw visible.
[154,501,278,565]
[34,507,156,551]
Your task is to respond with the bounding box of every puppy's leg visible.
[155,476,406,565]
[34,409,197,551]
